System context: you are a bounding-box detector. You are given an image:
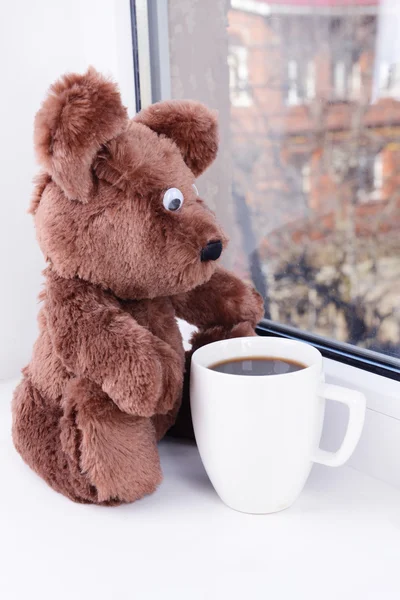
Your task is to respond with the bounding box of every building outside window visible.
[163,0,400,362]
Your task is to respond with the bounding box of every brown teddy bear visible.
[12,68,263,505]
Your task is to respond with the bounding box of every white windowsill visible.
[1,377,400,600]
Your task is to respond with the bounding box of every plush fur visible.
[12,69,264,505]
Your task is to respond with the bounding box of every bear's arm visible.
[171,267,264,345]
[45,274,181,417]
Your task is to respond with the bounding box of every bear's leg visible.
[12,377,162,505]
[12,377,96,503]
[61,377,162,504]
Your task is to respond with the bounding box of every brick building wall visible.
[227,1,400,353]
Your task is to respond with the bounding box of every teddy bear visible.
[12,68,264,505]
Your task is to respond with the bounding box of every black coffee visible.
[210,356,306,376]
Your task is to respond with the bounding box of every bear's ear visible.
[135,100,218,177]
[34,68,128,202]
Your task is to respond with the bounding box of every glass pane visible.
[166,0,400,360]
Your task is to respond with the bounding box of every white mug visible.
[190,337,366,514]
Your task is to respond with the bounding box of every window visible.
[287,154,311,198]
[145,0,400,375]
[357,152,383,203]
[331,59,362,100]
[286,59,315,106]
[228,44,252,107]
[350,62,362,100]
[333,60,346,98]
[301,162,311,195]
[330,147,384,204]
[328,16,367,102]
[373,153,383,194]
[378,61,400,99]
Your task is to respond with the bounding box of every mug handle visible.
[313,383,366,467]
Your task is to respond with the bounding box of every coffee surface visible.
[210,356,306,376]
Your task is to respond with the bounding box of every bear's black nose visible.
[200,240,223,262]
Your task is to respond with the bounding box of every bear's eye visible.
[192,183,199,196]
[162,188,184,212]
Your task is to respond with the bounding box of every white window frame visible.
[140,0,400,489]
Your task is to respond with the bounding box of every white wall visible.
[0,0,135,379]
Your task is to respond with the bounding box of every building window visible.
[301,162,311,194]
[350,62,362,99]
[228,45,252,107]
[333,60,346,98]
[332,59,361,101]
[378,61,400,99]
[288,154,311,197]
[373,153,383,192]
[357,152,383,203]
[286,59,315,106]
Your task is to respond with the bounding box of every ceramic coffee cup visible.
[190,336,366,514]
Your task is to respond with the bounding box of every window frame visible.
[257,319,400,382]
[132,0,400,386]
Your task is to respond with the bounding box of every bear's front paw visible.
[239,286,264,328]
[102,350,164,418]
[190,321,258,354]
[152,339,184,415]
